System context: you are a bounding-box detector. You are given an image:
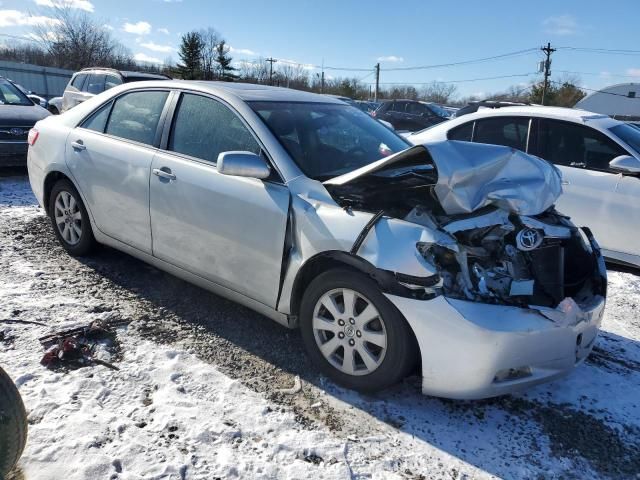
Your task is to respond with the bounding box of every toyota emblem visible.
[516,228,543,251]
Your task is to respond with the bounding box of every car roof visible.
[78,68,170,80]
[177,81,347,103]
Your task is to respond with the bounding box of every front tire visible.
[0,367,27,478]
[49,179,96,256]
[300,269,417,392]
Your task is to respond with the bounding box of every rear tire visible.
[300,269,417,392]
[49,179,96,256]
[0,367,27,478]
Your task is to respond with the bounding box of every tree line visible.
[0,8,586,107]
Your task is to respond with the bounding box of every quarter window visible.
[105,91,168,145]
[536,119,626,171]
[71,74,87,90]
[81,101,113,133]
[474,117,530,151]
[448,122,474,141]
[169,93,260,163]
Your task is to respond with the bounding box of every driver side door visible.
[149,92,290,308]
[531,118,640,262]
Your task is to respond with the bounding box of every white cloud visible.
[157,27,169,35]
[134,52,163,64]
[140,40,175,53]
[543,15,578,35]
[33,0,94,12]
[229,46,258,56]
[627,69,640,77]
[0,9,60,27]
[377,55,404,63]
[24,31,58,41]
[123,21,151,35]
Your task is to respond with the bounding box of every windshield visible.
[426,103,451,118]
[250,101,410,179]
[610,123,640,156]
[0,79,33,106]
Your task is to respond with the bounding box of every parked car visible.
[61,67,171,112]
[28,82,606,399]
[354,100,379,114]
[47,96,63,115]
[0,76,50,166]
[372,100,449,132]
[454,100,530,118]
[14,82,48,109]
[407,105,640,269]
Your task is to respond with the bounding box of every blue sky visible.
[1,0,639,97]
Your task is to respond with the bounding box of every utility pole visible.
[541,42,556,105]
[374,63,380,102]
[266,57,277,85]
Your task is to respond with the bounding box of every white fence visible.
[0,60,73,99]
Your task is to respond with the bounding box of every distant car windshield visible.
[0,79,33,106]
[610,123,640,156]
[426,103,451,118]
[250,101,410,179]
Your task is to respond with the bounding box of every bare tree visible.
[199,27,220,80]
[33,7,132,70]
[419,82,457,104]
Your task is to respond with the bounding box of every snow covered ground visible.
[1,173,639,479]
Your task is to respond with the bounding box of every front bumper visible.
[386,293,605,399]
[0,141,28,166]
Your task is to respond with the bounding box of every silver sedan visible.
[26,81,606,399]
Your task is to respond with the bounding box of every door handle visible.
[71,140,86,151]
[153,168,176,181]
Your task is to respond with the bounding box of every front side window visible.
[406,102,427,116]
[105,90,168,145]
[537,119,626,171]
[474,117,529,151]
[0,79,32,106]
[448,122,474,141]
[250,101,410,179]
[169,93,260,163]
[609,123,640,156]
[85,74,106,94]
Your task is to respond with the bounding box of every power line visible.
[557,69,640,80]
[557,46,640,56]
[370,72,538,85]
[549,79,640,99]
[380,48,539,71]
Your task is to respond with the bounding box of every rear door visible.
[472,116,530,152]
[530,118,639,260]
[65,89,170,253]
[149,92,289,307]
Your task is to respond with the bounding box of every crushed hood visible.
[325,141,563,216]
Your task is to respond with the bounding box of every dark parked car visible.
[62,67,171,112]
[371,100,449,132]
[0,76,50,166]
[454,100,530,117]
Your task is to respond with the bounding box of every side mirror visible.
[217,151,271,179]
[609,155,640,174]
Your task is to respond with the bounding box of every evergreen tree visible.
[215,40,236,81]
[177,32,204,80]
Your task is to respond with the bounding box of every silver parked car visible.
[27,81,607,399]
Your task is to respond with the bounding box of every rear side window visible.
[448,122,474,141]
[81,101,113,133]
[474,117,530,151]
[168,93,260,163]
[104,75,122,90]
[85,74,106,94]
[105,91,168,145]
[70,74,87,90]
[536,119,625,171]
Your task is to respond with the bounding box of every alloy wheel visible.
[312,288,387,376]
[54,190,82,245]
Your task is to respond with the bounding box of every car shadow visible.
[73,244,640,479]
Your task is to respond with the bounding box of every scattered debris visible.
[277,375,302,395]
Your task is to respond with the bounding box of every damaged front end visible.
[324,141,606,324]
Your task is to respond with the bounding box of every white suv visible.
[408,106,640,269]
